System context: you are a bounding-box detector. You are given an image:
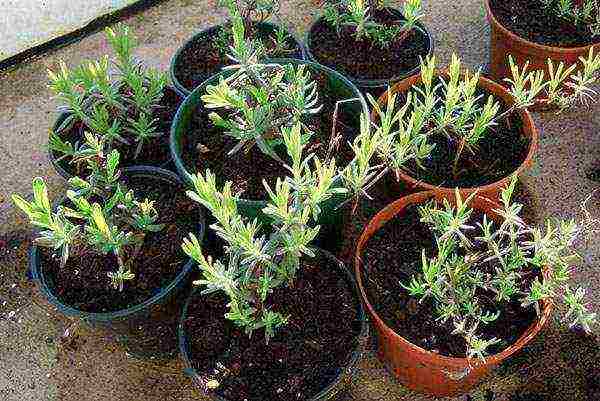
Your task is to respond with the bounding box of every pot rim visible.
[30,166,205,322]
[376,70,539,195]
[354,190,553,367]
[484,0,599,53]
[178,247,369,401]
[170,21,307,96]
[304,7,435,88]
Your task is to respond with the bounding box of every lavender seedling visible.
[201,14,322,162]
[182,122,345,342]
[47,24,168,172]
[402,177,596,360]
[12,150,164,291]
[540,0,600,36]
[323,0,424,48]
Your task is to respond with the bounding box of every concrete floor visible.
[1,0,599,400]
[0,0,137,61]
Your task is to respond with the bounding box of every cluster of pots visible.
[34,1,597,399]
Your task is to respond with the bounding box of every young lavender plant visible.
[402,177,596,360]
[181,122,345,342]
[201,14,322,162]
[354,52,597,189]
[47,24,168,172]
[540,0,600,35]
[12,150,164,291]
[324,0,423,48]
[214,0,294,57]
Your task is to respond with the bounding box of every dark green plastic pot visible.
[29,166,204,359]
[170,21,305,96]
[178,248,369,401]
[169,58,367,227]
[48,86,185,181]
[305,8,434,94]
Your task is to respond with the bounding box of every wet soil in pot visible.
[181,72,359,200]
[396,83,530,189]
[183,252,362,401]
[308,8,430,81]
[41,175,200,312]
[361,204,538,358]
[53,87,183,178]
[174,24,303,93]
[489,0,598,47]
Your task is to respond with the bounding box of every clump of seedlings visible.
[401,178,596,360]
[201,12,322,163]
[540,0,600,35]
[12,148,164,291]
[306,0,431,83]
[323,0,424,48]
[182,122,346,340]
[48,24,172,174]
[214,0,293,56]
[344,53,600,193]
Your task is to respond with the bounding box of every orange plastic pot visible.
[354,191,552,396]
[376,71,538,202]
[485,0,598,102]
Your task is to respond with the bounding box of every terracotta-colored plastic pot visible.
[485,0,598,102]
[376,71,538,202]
[354,190,552,396]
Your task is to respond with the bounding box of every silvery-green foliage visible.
[402,177,595,360]
[12,151,164,292]
[182,122,346,343]
[541,0,599,34]
[323,0,423,48]
[201,12,322,161]
[47,24,168,170]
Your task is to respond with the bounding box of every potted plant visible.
[13,144,204,358]
[177,121,368,401]
[354,178,596,396]
[170,16,367,223]
[170,0,304,95]
[48,25,184,180]
[305,0,433,96]
[365,54,600,202]
[485,0,599,103]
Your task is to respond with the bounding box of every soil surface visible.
[361,202,538,358]
[396,81,530,189]
[308,8,430,81]
[182,252,362,401]
[490,0,598,47]
[40,173,200,313]
[173,23,304,93]
[180,69,360,200]
[51,87,183,178]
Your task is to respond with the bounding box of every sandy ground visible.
[1,1,599,400]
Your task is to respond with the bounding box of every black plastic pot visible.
[29,166,204,359]
[169,58,367,226]
[178,248,368,401]
[305,8,434,96]
[170,21,306,96]
[48,86,185,181]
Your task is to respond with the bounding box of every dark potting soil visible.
[173,24,303,93]
[183,253,362,401]
[490,0,598,47]
[52,87,183,178]
[398,83,530,189]
[361,204,538,358]
[41,175,200,313]
[181,71,359,200]
[308,9,430,81]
